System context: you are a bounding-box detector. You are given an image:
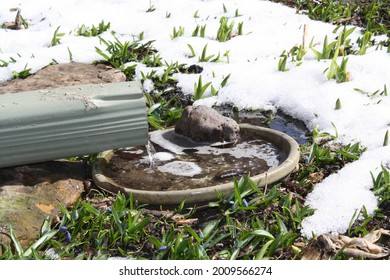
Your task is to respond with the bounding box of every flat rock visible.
[0,161,87,248]
[0,62,126,94]
[175,105,240,144]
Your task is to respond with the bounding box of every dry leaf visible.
[301,229,390,260]
[34,203,55,214]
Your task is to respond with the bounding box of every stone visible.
[0,161,87,248]
[0,62,126,94]
[174,105,240,144]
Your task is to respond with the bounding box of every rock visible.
[0,62,126,94]
[175,105,240,144]
[0,161,87,248]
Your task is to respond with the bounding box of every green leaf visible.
[347,208,359,236]
[95,47,111,61]
[255,239,273,260]
[40,216,52,236]
[200,25,206,38]
[220,73,231,87]
[384,130,389,146]
[81,201,100,216]
[187,44,195,58]
[210,85,219,96]
[192,25,200,37]
[199,44,215,62]
[278,55,288,72]
[202,220,220,239]
[58,203,71,221]
[233,177,243,206]
[249,229,275,240]
[201,44,208,60]
[335,98,342,110]
[149,236,163,248]
[184,225,201,243]
[267,232,293,257]
[112,209,123,235]
[194,75,211,100]
[130,215,151,234]
[223,3,228,13]
[276,216,288,235]
[9,225,24,256]
[148,116,164,130]
[201,81,212,93]
[23,229,58,258]
[67,46,73,61]
[147,102,161,114]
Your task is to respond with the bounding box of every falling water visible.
[145,140,157,168]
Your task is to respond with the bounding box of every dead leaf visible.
[301,229,390,260]
[34,203,55,214]
[174,218,198,225]
[2,8,24,30]
[308,172,324,185]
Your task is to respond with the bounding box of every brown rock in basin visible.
[175,105,240,144]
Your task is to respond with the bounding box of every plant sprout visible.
[12,63,32,79]
[170,26,185,40]
[50,26,65,47]
[76,20,110,37]
[217,17,235,42]
[335,98,342,110]
[194,75,211,100]
[198,44,221,63]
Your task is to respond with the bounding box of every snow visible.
[1,0,389,238]
[301,146,390,237]
[158,161,203,177]
[154,152,175,162]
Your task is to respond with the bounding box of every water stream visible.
[145,141,157,169]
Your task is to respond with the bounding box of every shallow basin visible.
[92,124,300,204]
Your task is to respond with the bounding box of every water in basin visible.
[102,128,284,191]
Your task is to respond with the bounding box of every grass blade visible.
[255,239,273,260]
[9,225,23,256]
[184,225,201,243]
[249,229,274,240]
[23,229,58,258]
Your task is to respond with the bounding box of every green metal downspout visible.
[0,82,148,168]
